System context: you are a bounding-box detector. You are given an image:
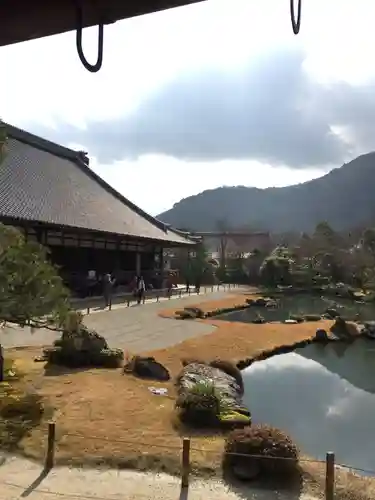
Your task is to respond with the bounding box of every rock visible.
[177,362,249,424]
[284,319,298,324]
[44,325,124,368]
[175,310,196,319]
[219,411,251,428]
[304,314,322,322]
[362,321,375,339]
[325,308,339,318]
[184,307,205,318]
[330,317,360,339]
[315,329,329,341]
[265,300,278,308]
[129,356,170,381]
[252,317,266,324]
[246,298,255,305]
[254,298,267,307]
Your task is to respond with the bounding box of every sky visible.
[2,0,375,216]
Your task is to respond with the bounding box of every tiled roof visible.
[0,124,195,246]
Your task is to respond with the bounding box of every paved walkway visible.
[2,290,233,351]
[0,455,316,500]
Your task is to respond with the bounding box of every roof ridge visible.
[5,122,80,161]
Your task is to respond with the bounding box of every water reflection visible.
[243,341,375,475]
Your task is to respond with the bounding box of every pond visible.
[218,294,375,323]
[242,339,375,475]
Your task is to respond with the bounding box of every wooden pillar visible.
[136,251,141,276]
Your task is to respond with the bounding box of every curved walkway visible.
[2,291,233,351]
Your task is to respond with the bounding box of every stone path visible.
[1,290,234,351]
[0,455,317,500]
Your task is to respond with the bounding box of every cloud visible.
[28,47,375,169]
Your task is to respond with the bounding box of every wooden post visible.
[127,298,130,307]
[181,438,190,488]
[109,299,112,311]
[179,290,182,298]
[45,422,56,470]
[156,295,159,302]
[325,452,335,500]
[86,306,90,315]
[0,344,4,382]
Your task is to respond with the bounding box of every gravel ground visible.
[0,455,318,500]
[0,290,235,350]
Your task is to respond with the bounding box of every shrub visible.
[209,359,244,394]
[224,424,299,479]
[176,381,226,427]
[0,389,44,449]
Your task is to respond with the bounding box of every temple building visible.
[0,124,196,295]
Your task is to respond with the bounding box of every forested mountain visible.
[158,153,375,232]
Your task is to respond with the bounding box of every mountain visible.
[157,153,375,233]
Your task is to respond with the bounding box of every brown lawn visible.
[4,294,374,499]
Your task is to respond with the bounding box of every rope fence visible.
[70,283,240,315]
[5,421,370,500]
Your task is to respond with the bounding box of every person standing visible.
[137,276,146,304]
[102,272,114,307]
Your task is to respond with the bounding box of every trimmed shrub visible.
[224,424,299,479]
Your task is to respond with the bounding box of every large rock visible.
[177,362,250,426]
[330,317,360,339]
[44,325,123,368]
[126,356,170,381]
[361,321,375,339]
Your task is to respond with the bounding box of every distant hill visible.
[157,153,375,233]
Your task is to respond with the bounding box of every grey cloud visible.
[29,49,375,168]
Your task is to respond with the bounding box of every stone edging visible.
[236,337,316,370]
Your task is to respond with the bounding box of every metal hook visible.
[290,0,302,35]
[76,4,104,73]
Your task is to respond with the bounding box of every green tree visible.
[184,243,212,284]
[0,125,70,379]
[0,224,69,326]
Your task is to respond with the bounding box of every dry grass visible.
[3,294,374,499]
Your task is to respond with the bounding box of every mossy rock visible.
[304,314,322,322]
[184,307,205,318]
[219,411,251,428]
[175,309,196,319]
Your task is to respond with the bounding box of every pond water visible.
[242,339,375,475]
[219,294,375,323]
